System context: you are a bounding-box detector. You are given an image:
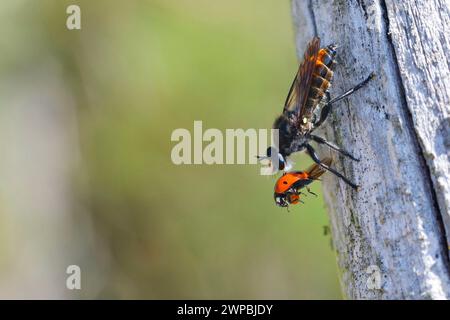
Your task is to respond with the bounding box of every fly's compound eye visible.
[266,146,279,157]
[278,154,286,171]
[278,159,285,170]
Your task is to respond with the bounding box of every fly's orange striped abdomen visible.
[305,45,337,110]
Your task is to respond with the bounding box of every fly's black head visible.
[266,146,286,171]
[257,147,290,172]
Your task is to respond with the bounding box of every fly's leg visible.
[327,72,374,105]
[305,144,358,190]
[313,72,375,129]
[309,134,360,161]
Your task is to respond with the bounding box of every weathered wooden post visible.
[291,0,450,299]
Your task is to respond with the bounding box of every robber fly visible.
[274,158,332,208]
[258,37,374,189]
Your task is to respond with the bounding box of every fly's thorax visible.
[300,120,314,132]
[287,135,308,155]
[273,113,298,156]
[273,112,298,133]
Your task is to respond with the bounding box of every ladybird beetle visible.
[274,157,332,208]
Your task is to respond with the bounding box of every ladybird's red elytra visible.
[274,171,309,194]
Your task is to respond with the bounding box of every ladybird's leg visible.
[313,72,375,129]
[305,144,358,190]
[309,134,360,161]
[306,186,318,197]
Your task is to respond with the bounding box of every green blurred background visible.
[0,0,341,299]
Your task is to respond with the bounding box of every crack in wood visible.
[379,0,450,275]
[308,0,318,37]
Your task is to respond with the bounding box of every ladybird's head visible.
[274,193,288,207]
[274,191,300,208]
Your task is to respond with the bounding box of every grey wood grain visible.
[291,0,450,299]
